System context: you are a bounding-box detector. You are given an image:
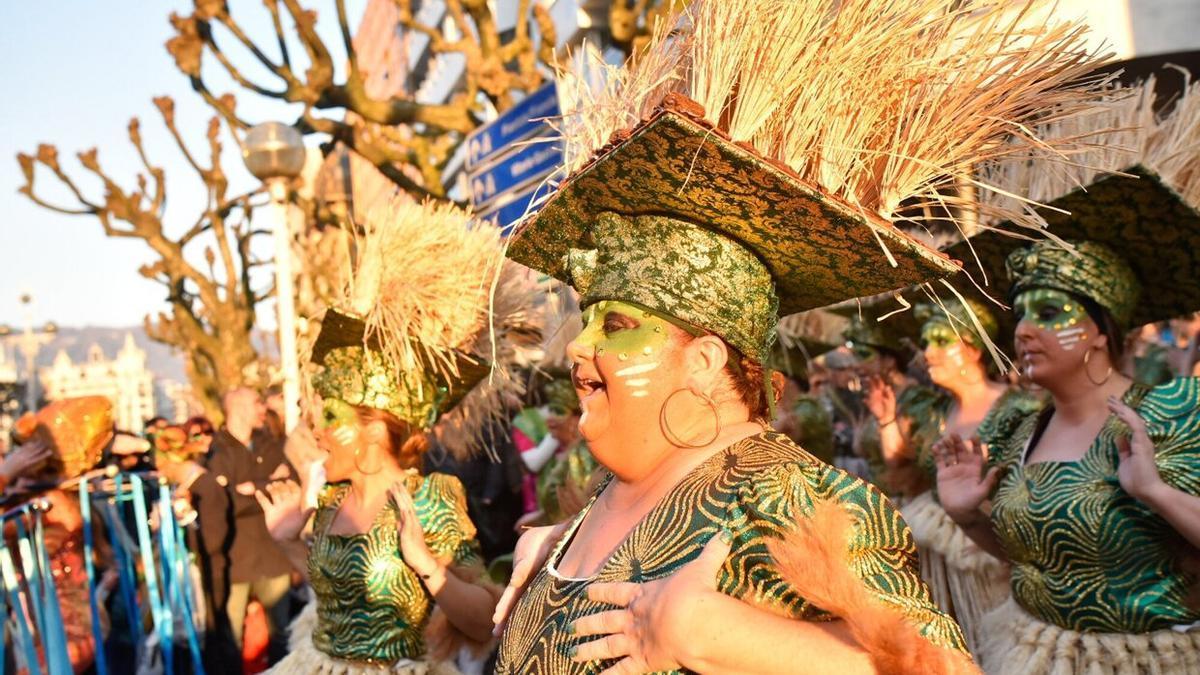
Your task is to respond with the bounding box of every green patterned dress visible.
[300,473,481,665]
[495,431,968,674]
[989,377,1200,633]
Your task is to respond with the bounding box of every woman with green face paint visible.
[936,240,1200,674]
[250,199,536,675]
[480,3,1114,671]
[867,298,1042,656]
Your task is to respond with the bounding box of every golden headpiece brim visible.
[507,97,961,318]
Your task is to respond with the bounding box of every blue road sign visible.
[469,139,562,209]
[477,180,554,234]
[466,83,559,170]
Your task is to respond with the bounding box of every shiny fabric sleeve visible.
[730,461,969,653]
[1142,377,1200,496]
[417,472,482,568]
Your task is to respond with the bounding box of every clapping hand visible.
[255,480,313,542]
[933,433,999,525]
[1109,396,1165,503]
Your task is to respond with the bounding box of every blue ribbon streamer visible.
[157,481,205,675]
[0,525,41,675]
[80,479,110,675]
[129,474,174,675]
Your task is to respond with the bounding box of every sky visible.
[0,1,366,331]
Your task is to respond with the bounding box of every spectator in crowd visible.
[207,387,296,665]
[184,415,215,456]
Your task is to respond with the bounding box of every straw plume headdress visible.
[509,0,1111,365]
[949,70,1200,329]
[309,197,540,459]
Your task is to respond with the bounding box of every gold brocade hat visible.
[508,0,1108,361]
[947,73,1200,329]
[309,198,540,459]
[13,396,113,479]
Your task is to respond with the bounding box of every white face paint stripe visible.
[1056,328,1084,350]
[631,391,649,397]
[614,362,660,377]
[625,378,651,387]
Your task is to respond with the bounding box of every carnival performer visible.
[488,1,1111,672]
[841,301,922,493]
[252,197,537,675]
[937,74,1200,674]
[868,298,1040,653]
[9,396,115,674]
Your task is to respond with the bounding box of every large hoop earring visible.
[660,388,721,449]
[1083,348,1113,386]
[354,445,384,475]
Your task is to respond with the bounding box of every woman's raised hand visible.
[934,433,999,525]
[388,481,442,582]
[1109,396,1166,503]
[255,480,312,542]
[864,375,897,423]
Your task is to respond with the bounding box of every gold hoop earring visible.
[660,388,721,449]
[354,445,384,475]
[1083,348,1113,387]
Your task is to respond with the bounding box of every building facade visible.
[39,333,157,433]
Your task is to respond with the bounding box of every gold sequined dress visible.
[495,431,969,674]
[979,378,1200,675]
[271,473,478,675]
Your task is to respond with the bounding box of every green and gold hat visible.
[946,73,1200,330]
[508,98,959,362]
[913,296,1000,349]
[508,0,1104,363]
[308,198,539,458]
[947,166,1200,329]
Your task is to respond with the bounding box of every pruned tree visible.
[166,0,560,200]
[609,0,690,58]
[17,98,269,422]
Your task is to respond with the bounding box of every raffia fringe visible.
[902,492,1007,577]
[273,602,463,675]
[979,597,1200,675]
[902,492,1010,656]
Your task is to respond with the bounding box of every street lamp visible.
[243,122,306,433]
[4,294,58,413]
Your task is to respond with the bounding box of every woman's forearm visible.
[426,565,499,643]
[680,591,874,674]
[1142,482,1200,549]
[878,420,911,468]
[951,516,1008,561]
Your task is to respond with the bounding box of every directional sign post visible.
[466,83,562,231]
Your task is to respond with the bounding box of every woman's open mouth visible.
[572,366,606,401]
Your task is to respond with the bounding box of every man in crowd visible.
[207,387,296,665]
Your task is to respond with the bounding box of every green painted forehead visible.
[921,320,962,348]
[1006,240,1139,328]
[576,300,674,360]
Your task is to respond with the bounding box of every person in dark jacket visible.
[206,388,296,665]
